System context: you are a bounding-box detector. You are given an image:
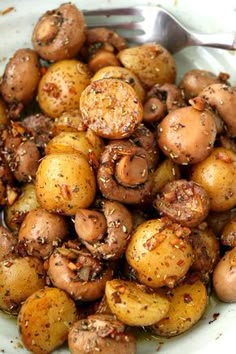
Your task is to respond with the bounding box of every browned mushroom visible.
[13,140,40,182]
[85,27,127,53]
[143,83,186,123]
[0,49,41,108]
[0,226,17,261]
[97,140,153,204]
[18,208,69,259]
[68,314,136,354]
[200,84,236,137]
[32,3,86,61]
[47,245,113,301]
[21,114,53,149]
[75,200,133,260]
[154,179,210,228]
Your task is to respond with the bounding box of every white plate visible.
[0,0,236,353]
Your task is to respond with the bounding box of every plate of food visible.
[0,0,236,353]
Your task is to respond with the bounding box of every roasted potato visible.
[18,287,78,354]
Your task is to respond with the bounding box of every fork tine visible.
[88,22,144,31]
[83,7,142,17]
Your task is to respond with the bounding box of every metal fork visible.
[83,6,236,54]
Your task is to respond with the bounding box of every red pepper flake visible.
[209,312,220,324]
[177,259,185,267]
[216,151,233,163]
[189,97,205,111]
[183,293,193,303]
[0,7,14,15]
[43,82,60,98]
[143,233,166,251]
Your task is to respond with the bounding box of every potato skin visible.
[152,279,208,337]
[157,106,217,165]
[126,218,193,288]
[118,43,176,88]
[213,247,236,302]
[36,153,96,215]
[38,59,91,118]
[0,256,46,314]
[191,147,236,211]
[18,287,78,354]
[105,279,170,326]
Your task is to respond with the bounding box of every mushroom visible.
[32,3,86,61]
[154,179,210,228]
[199,83,236,137]
[97,140,153,204]
[0,226,17,261]
[18,208,69,259]
[143,83,186,123]
[47,245,113,301]
[75,200,133,260]
[68,314,136,354]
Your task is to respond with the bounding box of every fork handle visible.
[189,31,236,50]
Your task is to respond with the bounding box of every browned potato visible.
[52,109,86,135]
[118,43,176,88]
[154,179,210,228]
[221,216,236,247]
[191,147,236,211]
[36,153,96,215]
[0,256,46,314]
[157,106,217,165]
[1,49,41,105]
[32,3,86,62]
[152,279,208,336]
[179,69,221,100]
[37,59,91,118]
[68,314,136,354]
[213,247,236,302]
[18,208,69,259]
[126,217,193,288]
[152,158,180,194]
[92,66,145,102]
[5,183,40,231]
[0,97,8,127]
[105,279,170,326]
[80,78,143,139]
[18,287,78,354]
[45,130,104,162]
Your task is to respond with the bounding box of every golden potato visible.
[46,130,104,162]
[5,183,40,231]
[118,43,176,88]
[18,287,78,354]
[105,279,170,326]
[0,256,46,314]
[191,147,236,211]
[126,218,193,288]
[36,153,96,215]
[152,279,208,337]
[52,109,86,136]
[152,158,181,195]
[91,65,145,102]
[37,59,91,118]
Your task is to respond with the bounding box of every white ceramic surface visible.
[0,0,236,353]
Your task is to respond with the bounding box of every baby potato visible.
[191,147,236,211]
[221,216,236,247]
[18,287,78,354]
[152,279,208,337]
[157,106,217,165]
[46,130,104,162]
[213,247,236,302]
[0,256,46,314]
[38,59,91,118]
[91,65,145,102]
[80,78,143,139]
[5,183,40,231]
[126,218,193,288]
[105,279,170,326]
[52,109,86,136]
[36,153,96,215]
[152,158,180,195]
[118,43,176,88]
